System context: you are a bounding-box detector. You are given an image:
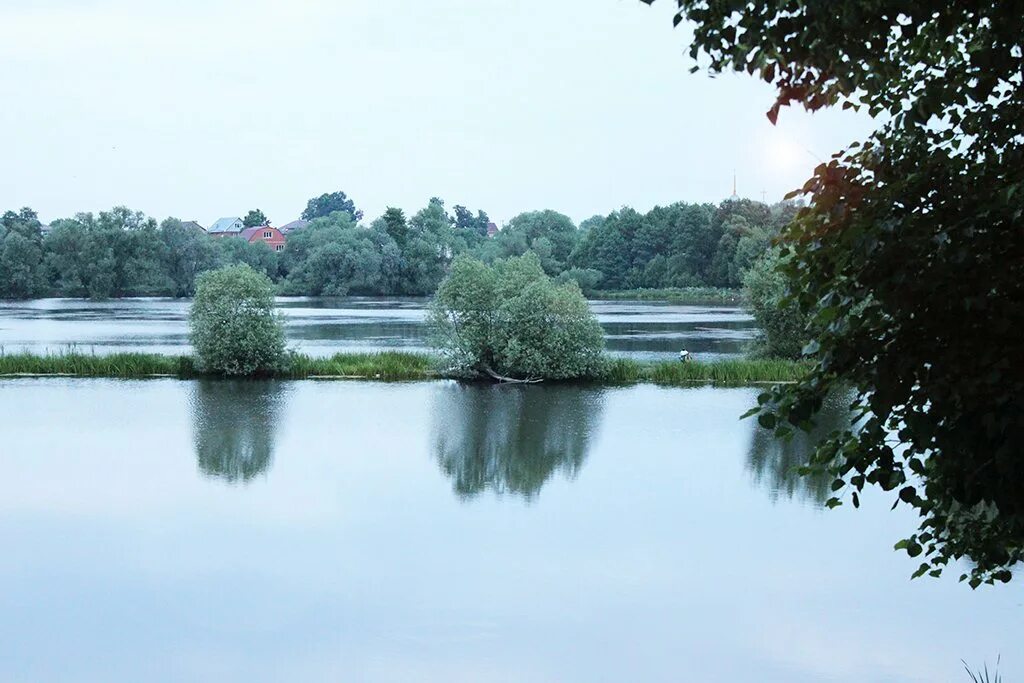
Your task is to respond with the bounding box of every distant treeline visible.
[0,193,798,299]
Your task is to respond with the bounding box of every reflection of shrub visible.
[189,265,286,376]
[432,384,603,500]
[747,390,853,504]
[191,380,287,483]
[429,252,605,380]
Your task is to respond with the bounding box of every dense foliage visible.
[645,0,1024,584]
[301,191,363,222]
[189,265,286,376]
[429,253,605,381]
[3,208,280,299]
[0,193,795,300]
[571,200,796,290]
[0,208,45,299]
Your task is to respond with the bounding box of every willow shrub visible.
[429,252,604,381]
[189,265,286,376]
[743,249,809,359]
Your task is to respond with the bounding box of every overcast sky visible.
[0,0,875,227]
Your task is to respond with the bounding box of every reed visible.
[963,657,1002,683]
[597,357,647,384]
[592,357,807,385]
[285,351,435,381]
[0,351,192,378]
[644,358,809,385]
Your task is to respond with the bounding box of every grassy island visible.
[590,287,744,305]
[0,350,807,386]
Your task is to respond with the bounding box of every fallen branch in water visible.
[482,365,543,384]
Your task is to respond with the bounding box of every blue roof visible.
[208,217,244,234]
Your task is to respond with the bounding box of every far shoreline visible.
[0,288,746,307]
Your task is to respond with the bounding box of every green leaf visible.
[801,340,820,355]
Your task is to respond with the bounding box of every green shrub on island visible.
[189,265,287,376]
[742,249,810,359]
[429,252,605,381]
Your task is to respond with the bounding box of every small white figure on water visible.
[679,349,691,363]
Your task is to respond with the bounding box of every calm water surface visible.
[0,297,755,361]
[0,379,1019,682]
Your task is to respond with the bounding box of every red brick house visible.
[240,226,286,252]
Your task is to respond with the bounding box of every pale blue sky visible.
[0,0,875,227]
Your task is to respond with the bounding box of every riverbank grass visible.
[592,287,743,305]
[0,350,433,381]
[285,351,434,380]
[0,351,806,385]
[600,357,809,385]
[0,351,194,378]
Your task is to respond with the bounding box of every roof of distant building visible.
[181,220,205,232]
[240,226,282,241]
[486,221,499,237]
[208,217,244,234]
[279,219,309,233]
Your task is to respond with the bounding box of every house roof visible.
[279,219,309,233]
[181,220,205,232]
[240,226,279,241]
[208,217,244,234]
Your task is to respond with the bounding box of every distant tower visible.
[730,170,739,200]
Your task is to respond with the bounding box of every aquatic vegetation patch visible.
[595,356,807,385]
[593,287,743,305]
[0,351,193,378]
[0,350,806,385]
[285,352,435,381]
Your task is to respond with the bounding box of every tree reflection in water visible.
[432,383,605,500]
[189,380,289,483]
[746,390,854,504]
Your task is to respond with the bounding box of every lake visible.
[0,378,1019,682]
[0,297,756,361]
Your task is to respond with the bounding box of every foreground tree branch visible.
[643,0,1024,585]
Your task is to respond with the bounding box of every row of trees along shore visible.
[0,194,798,300]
